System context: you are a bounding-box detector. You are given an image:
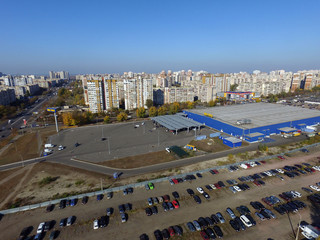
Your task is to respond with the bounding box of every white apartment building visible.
[87,79,105,113]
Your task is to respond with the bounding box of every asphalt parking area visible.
[1,153,320,240]
[49,121,214,162]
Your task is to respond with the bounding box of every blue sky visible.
[1,0,319,75]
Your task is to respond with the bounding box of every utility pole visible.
[100,178,103,191]
[107,137,110,155]
[157,130,160,147]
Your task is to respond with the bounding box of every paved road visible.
[0,129,310,177]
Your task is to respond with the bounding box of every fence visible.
[1,142,319,216]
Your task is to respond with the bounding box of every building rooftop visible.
[187,103,320,129]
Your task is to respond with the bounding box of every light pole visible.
[107,137,110,155]
[157,130,160,147]
[295,212,302,240]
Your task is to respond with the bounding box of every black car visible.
[203,192,210,200]
[44,221,53,232]
[205,217,214,226]
[20,226,33,238]
[193,195,201,204]
[217,181,225,188]
[124,203,132,211]
[198,217,208,229]
[205,185,213,191]
[187,188,195,196]
[82,196,89,204]
[106,207,113,216]
[100,216,107,227]
[151,206,158,214]
[245,214,256,226]
[49,230,58,240]
[173,225,183,235]
[211,214,219,224]
[229,220,240,232]
[240,205,251,214]
[196,173,203,178]
[235,217,246,231]
[139,233,149,240]
[273,206,285,215]
[59,200,66,209]
[59,218,67,227]
[127,187,133,194]
[236,207,246,215]
[161,229,170,239]
[118,204,125,213]
[74,142,80,147]
[145,208,152,216]
[260,210,271,220]
[154,230,163,240]
[205,227,217,239]
[172,191,180,199]
[46,204,54,212]
[162,202,169,211]
[213,225,223,238]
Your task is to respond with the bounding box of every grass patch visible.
[38,176,59,187]
[98,150,176,169]
[75,180,85,186]
[189,138,231,153]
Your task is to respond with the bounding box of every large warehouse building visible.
[183,103,320,143]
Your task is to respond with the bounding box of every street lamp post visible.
[295,212,302,240]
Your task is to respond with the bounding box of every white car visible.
[240,215,253,227]
[58,145,64,151]
[37,222,45,234]
[264,171,272,176]
[291,190,301,198]
[276,169,284,174]
[309,185,320,191]
[93,219,99,230]
[196,187,204,194]
[312,166,320,171]
[233,186,241,192]
[240,164,248,169]
[209,184,216,190]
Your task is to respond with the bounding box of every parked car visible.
[82,196,89,204]
[93,219,99,229]
[193,195,202,204]
[226,208,236,219]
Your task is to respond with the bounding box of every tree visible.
[186,101,194,109]
[146,99,153,109]
[136,107,146,118]
[230,84,238,91]
[103,115,110,123]
[208,100,216,107]
[157,106,167,116]
[62,112,74,126]
[149,106,157,117]
[169,102,180,114]
[117,112,128,122]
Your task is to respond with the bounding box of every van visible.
[45,144,54,148]
[240,215,252,227]
[226,208,236,219]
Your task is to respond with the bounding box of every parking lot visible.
[2,151,320,240]
[49,121,214,162]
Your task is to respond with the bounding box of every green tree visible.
[157,106,167,116]
[169,102,180,114]
[103,115,110,124]
[117,112,128,122]
[230,84,238,91]
[208,100,216,107]
[136,107,146,118]
[186,101,194,109]
[149,106,157,117]
[146,99,153,109]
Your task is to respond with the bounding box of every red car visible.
[277,156,285,160]
[163,195,170,202]
[245,163,251,168]
[168,226,175,236]
[214,183,221,189]
[200,231,210,240]
[260,160,267,164]
[253,180,261,186]
[172,178,178,184]
[279,194,289,201]
[172,200,180,209]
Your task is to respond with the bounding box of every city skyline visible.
[1,0,320,74]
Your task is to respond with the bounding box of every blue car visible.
[97,194,103,201]
[70,198,77,206]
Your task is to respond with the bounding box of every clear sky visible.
[1,0,319,75]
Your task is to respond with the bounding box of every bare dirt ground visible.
[98,150,177,169]
[0,147,320,240]
[0,127,56,165]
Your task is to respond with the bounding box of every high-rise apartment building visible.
[87,79,105,113]
[104,79,120,110]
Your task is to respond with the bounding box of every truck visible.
[45,144,54,148]
[301,225,320,239]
